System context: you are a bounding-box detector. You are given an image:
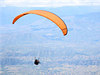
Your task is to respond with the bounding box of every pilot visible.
[34,57,40,65]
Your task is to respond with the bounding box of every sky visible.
[0,0,100,7]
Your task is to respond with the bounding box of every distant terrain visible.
[0,6,100,75]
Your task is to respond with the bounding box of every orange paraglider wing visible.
[12,10,68,36]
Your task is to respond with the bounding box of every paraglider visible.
[34,57,40,65]
[12,10,68,36]
[12,10,68,65]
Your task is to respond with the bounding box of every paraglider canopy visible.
[12,10,68,36]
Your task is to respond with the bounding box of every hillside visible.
[1,12,100,53]
[0,10,100,75]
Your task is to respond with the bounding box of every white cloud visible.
[0,0,100,7]
[46,33,54,36]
